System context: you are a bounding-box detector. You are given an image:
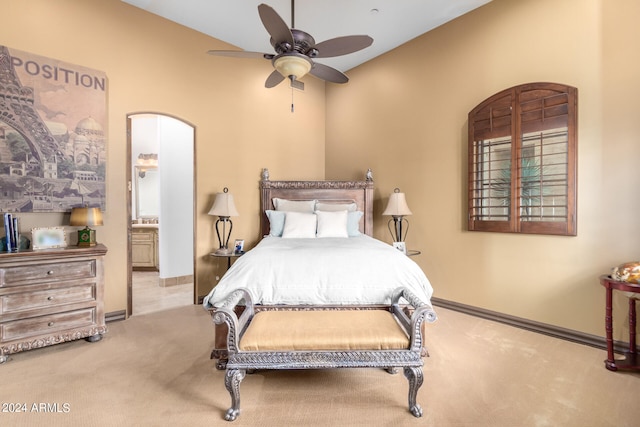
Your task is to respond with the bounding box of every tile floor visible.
[132,270,193,316]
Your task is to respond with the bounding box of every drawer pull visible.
[47,296,54,301]
[48,322,54,327]
[47,270,54,275]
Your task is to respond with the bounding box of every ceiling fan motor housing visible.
[272,29,318,57]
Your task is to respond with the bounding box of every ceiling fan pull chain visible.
[291,86,295,113]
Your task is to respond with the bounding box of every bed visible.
[204,169,436,420]
[204,170,434,355]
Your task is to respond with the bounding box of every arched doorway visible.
[126,113,196,316]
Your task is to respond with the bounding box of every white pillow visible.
[265,210,286,237]
[315,202,357,212]
[273,198,316,213]
[281,212,317,238]
[347,211,363,237]
[315,210,349,238]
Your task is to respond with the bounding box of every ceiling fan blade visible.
[265,70,285,88]
[207,50,273,60]
[290,78,304,91]
[258,4,294,49]
[313,35,373,58]
[309,62,349,84]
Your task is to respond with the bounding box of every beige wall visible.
[0,0,326,313]
[326,0,640,338]
[3,0,638,341]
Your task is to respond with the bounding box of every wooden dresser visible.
[0,244,107,363]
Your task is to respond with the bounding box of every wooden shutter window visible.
[468,83,577,236]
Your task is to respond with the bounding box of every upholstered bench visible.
[210,287,436,422]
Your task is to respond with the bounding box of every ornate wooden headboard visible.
[259,169,375,238]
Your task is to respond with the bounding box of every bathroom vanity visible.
[131,224,158,270]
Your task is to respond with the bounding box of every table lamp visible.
[382,188,412,242]
[208,187,239,255]
[70,205,103,247]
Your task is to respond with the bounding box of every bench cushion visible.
[239,310,410,351]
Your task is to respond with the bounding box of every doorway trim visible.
[126,112,197,317]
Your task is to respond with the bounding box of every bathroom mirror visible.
[135,165,159,218]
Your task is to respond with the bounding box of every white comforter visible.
[203,235,433,308]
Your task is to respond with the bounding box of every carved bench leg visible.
[224,368,245,421]
[403,366,424,418]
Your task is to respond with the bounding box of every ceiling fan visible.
[207,2,373,91]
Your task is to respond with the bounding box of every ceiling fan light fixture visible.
[273,54,312,80]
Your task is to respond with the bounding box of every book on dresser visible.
[0,244,108,363]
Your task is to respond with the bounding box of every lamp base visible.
[77,227,97,247]
[214,217,233,256]
[214,247,233,255]
[388,216,409,243]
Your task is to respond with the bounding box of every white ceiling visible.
[122,0,491,73]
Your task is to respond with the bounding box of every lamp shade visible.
[382,189,412,217]
[208,188,239,217]
[70,206,104,226]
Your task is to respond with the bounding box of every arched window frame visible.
[468,82,578,236]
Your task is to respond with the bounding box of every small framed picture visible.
[32,227,67,250]
[234,239,245,254]
[392,241,407,255]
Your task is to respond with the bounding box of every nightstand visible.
[210,251,244,269]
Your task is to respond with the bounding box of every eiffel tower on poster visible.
[0,46,59,173]
[0,46,107,213]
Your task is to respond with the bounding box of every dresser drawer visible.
[1,284,96,315]
[0,260,96,287]
[1,307,97,342]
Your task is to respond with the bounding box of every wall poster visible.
[0,45,107,212]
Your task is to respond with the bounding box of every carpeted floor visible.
[1,305,639,426]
